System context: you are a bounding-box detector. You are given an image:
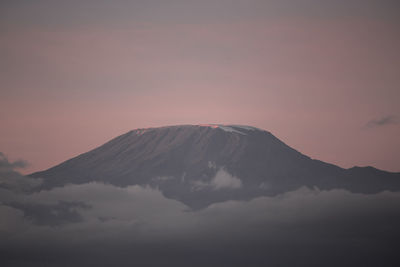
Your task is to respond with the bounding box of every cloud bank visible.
[2,184,400,266]
[1,153,400,266]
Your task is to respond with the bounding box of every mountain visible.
[31,124,400,209]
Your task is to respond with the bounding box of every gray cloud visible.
[365,115,399,128]
[1,181,400,266]
[0,152,28,172]
[2,182,400,266]
[2,181,400,242]
[1,153,400,266]
[6,201,90,226]
[0,152,42,192]
[0,152,28,170]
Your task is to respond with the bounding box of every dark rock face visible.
[31,125,400,208]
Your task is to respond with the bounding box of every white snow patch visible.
[218,126,246,135]
[134,129,148,135]
[229,125,264,132]
[197,124,265,134]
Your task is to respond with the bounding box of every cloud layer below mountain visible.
[1,154,400,266]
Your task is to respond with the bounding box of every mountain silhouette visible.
[31,124,400,209]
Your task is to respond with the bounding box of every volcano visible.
[31,124,400,209]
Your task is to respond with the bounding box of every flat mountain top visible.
[31,124,400,209]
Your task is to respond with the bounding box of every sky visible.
[1,0,400,173]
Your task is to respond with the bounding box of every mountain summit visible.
[31,124,400,208]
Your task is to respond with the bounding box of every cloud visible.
[6,201,90,226]
[192,167,242,191]
[1,181,400,266]
[0,152,28,170]
[210,168,242,190]
[365,115,399,128]
[1,153,400,266]
[2,181,400,242]
[0,152,42,192]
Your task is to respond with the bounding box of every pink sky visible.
[1,1,399,173]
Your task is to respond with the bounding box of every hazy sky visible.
[1,0,399,173]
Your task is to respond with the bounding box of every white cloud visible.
[190,168,242,191]
[210,168,242,190]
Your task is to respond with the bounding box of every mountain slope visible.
[31,124,400,208]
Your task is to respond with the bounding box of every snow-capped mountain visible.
[31,124,400,208]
